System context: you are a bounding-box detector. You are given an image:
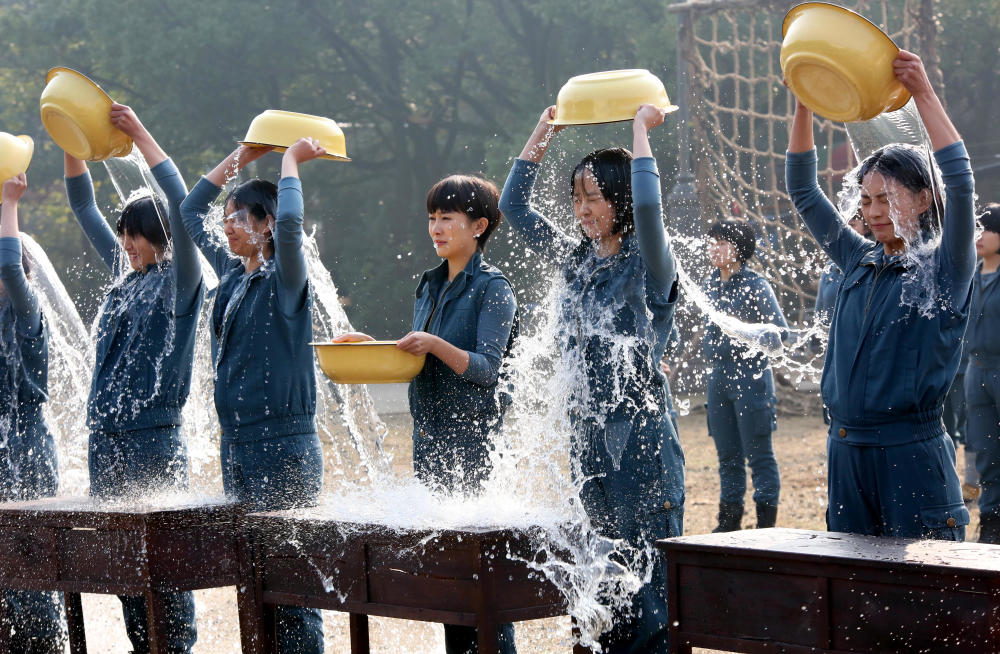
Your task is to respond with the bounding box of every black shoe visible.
[980,512,1000,544]
[712,501,744,532]
[756,502,778,529]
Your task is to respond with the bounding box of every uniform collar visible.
[416,251,482,297]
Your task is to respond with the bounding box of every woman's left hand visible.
[1,173,27,205]
[109,103,149,140]
[893,50,934,99]
[396,331,439,356]
[634,103,666,132]
[284,137,326,164]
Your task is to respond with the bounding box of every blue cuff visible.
[0,236,21,268]
[278,176,303,194]
[459,352,495,386]
[631,156,659,176]
[150,158,179,182]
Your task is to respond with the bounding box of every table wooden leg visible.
[144,591,170,654]
[237,529,268,654]
[64,592,88,654]
[348,612,370,654]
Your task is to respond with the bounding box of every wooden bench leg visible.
[64,592,87,654]
[349,613,370,654]
[237,528,268,654]
[144,591,170,654]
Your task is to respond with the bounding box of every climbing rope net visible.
[676,0,939,322]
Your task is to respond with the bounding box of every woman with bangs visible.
[337,173,518,653]
[499,104,683,653]
[63,104,202,654]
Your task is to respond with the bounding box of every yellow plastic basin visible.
[0,133,34,181]
[312,341,425,384]
[781,2,910,122]
[549,69,678,126]
[39,67,133,161]
[240,110,350,161]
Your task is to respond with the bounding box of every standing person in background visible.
[964,203,1000,542]
[180,139,324,653]
[0,174,65,653]
[786,50,975,540]
[64,105,202,654]
[702,219,787,532]
[500,104,683,653]
[336,173,519,653]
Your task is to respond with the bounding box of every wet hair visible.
[426,174,501,251]
[980,203,1000,235]
[20,250,30,277]
[116,195,170,249]
[708,219,757,263]
[570,147,634,236]
[224,179,278,242]
[856,143,941,233]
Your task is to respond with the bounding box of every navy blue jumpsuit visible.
[182,175,323,653]
[0,237,65,650]
[964,262,1000,522]
[501,155,684,654]
[786,142,975,539]
[67,159,202,653]
[702,267,786,510]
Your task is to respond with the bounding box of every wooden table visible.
[656,527,1000,653]
[0,496,241,654]
[238,509,590,653]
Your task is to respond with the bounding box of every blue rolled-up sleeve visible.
[458,279,517,386]
[0,237,41,336]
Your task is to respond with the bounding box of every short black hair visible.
[570,147,634,236]
[708,219,757,262]
[117,195,169,249]
[426,174,501,251]
[20,248,30,277]
[225,179,278,243]
[980,203,1000,235]
[856,143,941,233]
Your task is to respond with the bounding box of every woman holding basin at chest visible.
[785,49,976,540]
[335,174,519,654]
[179,138,326,653]
[498,103,683,653]
[63,104,202,654]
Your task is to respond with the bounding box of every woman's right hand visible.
[235,144,273,169]
[332,332,375,343]
[2,173,27,205]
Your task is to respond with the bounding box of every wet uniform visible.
[67,159,203,653]
[0,237,65,651]
[501,156,684,654]
[814,260,843,323]
[702,266,786,514]
[786,142,975,539]
[181,175,323,653]
[964,263,1000,530]
[410,251,518,652]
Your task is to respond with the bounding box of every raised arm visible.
[110,104,202,314]
[497,107,577,258]
[785,101,867,271]
[180,145,271,278]
[274,138,324,316]
[631,104,676,293]
[894,51,975,301]
[0,175,42,336]
[64,153,120,273]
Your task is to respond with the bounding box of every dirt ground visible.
[79,403,981,653]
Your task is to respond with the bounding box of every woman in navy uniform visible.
[702,219,787,531]
[786,50,975,539]
[964,203,1000,542]
[500,104,683,653]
